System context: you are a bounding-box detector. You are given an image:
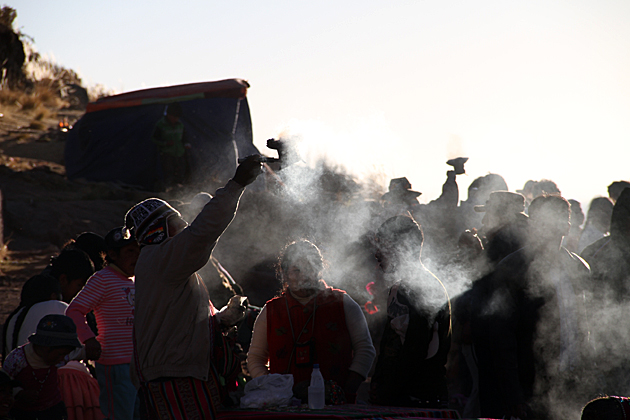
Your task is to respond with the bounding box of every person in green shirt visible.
[152,102,190,191]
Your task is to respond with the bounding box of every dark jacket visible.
[579,188,630,396]
[581,187,630,300]
[372,268,451,408]
[471,245,590,419]
[484,214,529,267]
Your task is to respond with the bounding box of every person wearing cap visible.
[3,314,82,420]
[0,369,18,420]
[124,156,262,420]
[65,227,141,420]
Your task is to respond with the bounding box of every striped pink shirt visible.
[66,266,135,365]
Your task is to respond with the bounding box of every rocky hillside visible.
[0,96,154,319]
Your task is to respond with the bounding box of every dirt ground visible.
[0,249,52,319]
[0,105,150,323]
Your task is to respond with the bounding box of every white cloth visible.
[247,293,376,380]
[4,300,68,356]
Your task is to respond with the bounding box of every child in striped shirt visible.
[66,227,140,420]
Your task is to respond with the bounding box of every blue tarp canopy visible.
[64,78,259,190]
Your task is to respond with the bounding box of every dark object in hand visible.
[446,157,468,175]
[233,155,263,186]
[266,138,283,151]
[237,138,284,164]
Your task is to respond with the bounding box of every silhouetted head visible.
[531,179,561,200]
[466,173,508,204]
[517,180,537,203]
[608,181,630,204]
[104,227,140,277]
[474,191,527,231]
[20,274,62,306]
[28,314,82,366]
[585,196,614,233]
[72,232,106,271]
[609,188,630,244]
[581,396,630,420]
[381,177,421,206]
[124,198,187,245]
[528,194,570,247]
[165,102,183,118]
[49,248,95,303]
[375,216,423,273]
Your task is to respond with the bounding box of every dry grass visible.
[18,93,40,110]
[33,107,51,121]
[0,84,65,111]
[28,120,46,130]
[33,84,56,104]
[0,88,22,106]
[0,83,64,137]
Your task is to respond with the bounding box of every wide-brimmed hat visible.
[474,191,526,215]
[28,314,82,348]
[381,177,422,201]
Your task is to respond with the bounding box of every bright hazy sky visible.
[11,0,630,208]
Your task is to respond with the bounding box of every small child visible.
[2,314,82,420]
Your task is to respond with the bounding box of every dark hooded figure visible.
[471,194,591,420]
